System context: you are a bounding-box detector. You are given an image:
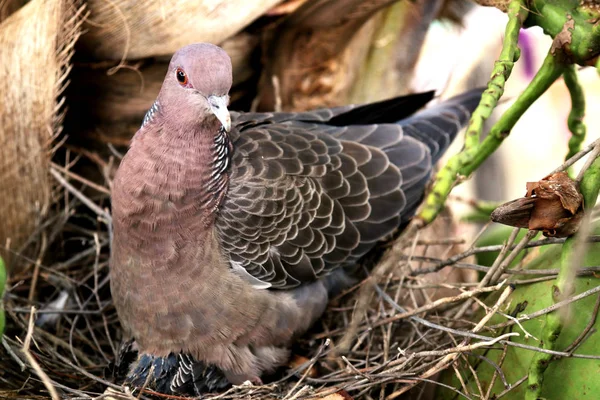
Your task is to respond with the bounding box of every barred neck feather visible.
[206,126,231,210]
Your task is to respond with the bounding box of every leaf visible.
[491,172,584,237]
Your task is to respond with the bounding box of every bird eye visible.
[176,67,188,86]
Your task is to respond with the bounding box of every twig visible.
[2,337,26,370]
[284,339,330,399]
[22,307,60,400]
[495,375,528,399]
[50,168,112,225]
[491,283,600,330]
[563,291,600,354]
[547,137,600,176]
[576,142,600,183]
[51,163,111,195]
[454,230,535,320]
[409,333,518,357]
[372,281,506,328]
[490,230,537,284]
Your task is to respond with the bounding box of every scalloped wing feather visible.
[218,89,482,289]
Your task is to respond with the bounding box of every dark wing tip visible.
[325,91,436,126]
[398,88,484,163]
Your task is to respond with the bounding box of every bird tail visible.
[398,88,483,164]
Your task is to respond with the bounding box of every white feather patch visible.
[230,260,272,289]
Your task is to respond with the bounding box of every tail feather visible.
[399,88,483,163]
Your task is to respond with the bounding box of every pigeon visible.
[110,42,482,395]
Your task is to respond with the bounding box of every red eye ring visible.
[176,67,188,86]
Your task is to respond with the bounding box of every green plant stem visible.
[580,155,600,208]
[526,154,600,399]
[417,0,528,225]
[526,238,575,400]
[563,65,586,160]
[468,52,566,174]
[421,46,567,224]
[419,45,568,225]
[526,0,600,66]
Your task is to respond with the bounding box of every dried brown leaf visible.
[288,354,318,378]
[491,172,584,237]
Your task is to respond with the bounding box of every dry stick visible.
[2,337,26,370]
[454,230,536,320]
[51,163,111,195]
[283,339,330,399]
[22,307,60,400]
[489,229,520,280]
[496,375,529,399]
[93,233,117,358]
[563,292,600,355]
[490,231,538,284]
[49,168,112,224]
[470,295,537,340]
[410,236,581,276]
[380,276,405,398]
[409,333,518,358]
[386,286,515,399]
[371,281,506,328]
[27,232,48,303]
[452,362,472,398]
[483,344,511,400]
[548,137,600,176]
[490,282,600,329]
[576,142,600,183]
[465,354,487,398]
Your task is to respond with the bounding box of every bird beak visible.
[208,95,231,132]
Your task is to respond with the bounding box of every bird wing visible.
[215,90,480,289]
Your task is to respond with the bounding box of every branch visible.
[563,65,586,160]
[417,0,529,225]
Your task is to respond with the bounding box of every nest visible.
[9,156,594,400]
[0,134,520,400]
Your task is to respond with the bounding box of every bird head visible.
[159,43,233,131]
